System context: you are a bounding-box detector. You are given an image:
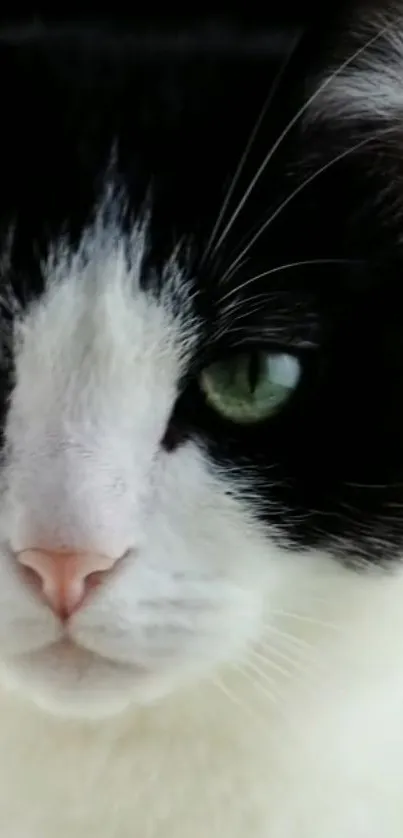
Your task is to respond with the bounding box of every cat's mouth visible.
[8,631,151,685]
[27,636,150,674]
[47,636,114,663]
[4,631,182,718]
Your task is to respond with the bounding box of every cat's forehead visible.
[4,217,201,476]
[18,208,199,363]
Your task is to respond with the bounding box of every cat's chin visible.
[0,639,177,720]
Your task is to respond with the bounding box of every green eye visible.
[200,351,301,424]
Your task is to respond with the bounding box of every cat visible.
[0,3,402,835]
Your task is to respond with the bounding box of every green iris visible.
[200,351,301,424]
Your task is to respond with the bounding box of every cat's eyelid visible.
[208,338,319,360]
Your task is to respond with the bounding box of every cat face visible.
[0,229,280,716]
[0,8,403,718]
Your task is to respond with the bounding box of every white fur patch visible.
[0,556,403,837]
[308,10,403,123]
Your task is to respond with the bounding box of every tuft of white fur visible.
[307,7,403,123]
[0,213,403,835]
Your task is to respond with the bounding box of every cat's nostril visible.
[16,548,127,620]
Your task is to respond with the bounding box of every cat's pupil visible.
[247,352,261,394]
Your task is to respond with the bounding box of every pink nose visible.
[17,548,122,620]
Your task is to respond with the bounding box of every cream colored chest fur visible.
[1,646,403,838]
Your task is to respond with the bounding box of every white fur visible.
[1,558,403,836]
[0,218,403,835]
[308,9,403,123]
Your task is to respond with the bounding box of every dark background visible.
[0,4,316,54]
[0,3,329,78]
[0,4,316,26]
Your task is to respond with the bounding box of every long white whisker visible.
[212,675,258,718]
[245,654,293,682]
[235,662,317,731]
[244,654,329,716]
[219,258,354,303]
[218,257,249,288]
[210,22,391,257]
[233,662,280,705]
[202,32,301,263]
[269,610,344,632]
[259,622,315,651]
[212,674,278,726]
[251,645,308,673]
[252,640,332,681]
[223,124,395,280]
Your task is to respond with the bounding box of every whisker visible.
[245,653,293,683]
[222,665,310,741]
[345,480,403,490]
[202,32,301,264]
[218,257,249,288]
[233,662,280,705]
[259,622,316,651]
[251,644,309,674]
[219,258,354,303]
[212,674,273,725]
[269,610,344,632]
[253,638,333,680]
[214,669,314,749]
[223,124,395,280]
[210,21,391,258]
[243,654,331,722]
[234,662,319,733]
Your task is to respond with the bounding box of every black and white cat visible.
[0,2,402,835]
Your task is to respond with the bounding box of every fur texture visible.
[1,6,403,835]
